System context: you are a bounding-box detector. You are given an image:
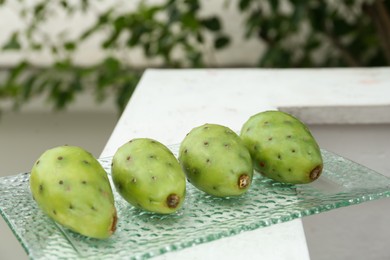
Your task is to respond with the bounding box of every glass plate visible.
[1,145,390,259]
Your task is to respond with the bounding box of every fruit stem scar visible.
[110,212,117,234]
[310,165,323,180]
[166,194,180,208]
[238,174,250,189]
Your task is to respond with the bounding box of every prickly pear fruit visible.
[179,124,253,197]
[240,110,323,184]
[30,145,117,239]
[111,138,186,214]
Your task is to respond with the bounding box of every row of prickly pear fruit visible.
[29,110,323,239]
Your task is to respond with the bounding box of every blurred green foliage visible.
[0,0,389,114]
[240,0,390,67]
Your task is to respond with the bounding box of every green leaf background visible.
[0,0,389,115]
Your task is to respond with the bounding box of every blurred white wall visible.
[304,124,390,260]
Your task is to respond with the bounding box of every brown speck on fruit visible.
[58,156,63,160]
[238,174,250,189]
[206,158,211,163]
[91,206,97,211]
[39,184,44,192]
[204,141,209,146]
[310,165,323,181]
[268,137,273,141]
[166,194,180,209]
[69,204,74,209]
[53,210,57,215]
[277,154,282,159]
[292,149,296,153]
[259,161,265,167]
[132,178,137,183]
[287,135,292,139]
[82,181,87,185]
[59,180,63,185]
[246,127,251,132]
[36,160,40,165]
[151,176,157,181]
[127,156,131,161]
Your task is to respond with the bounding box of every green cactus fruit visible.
[240,110,323,184]
[111,138,186,214]
[30,145,117,239]
[179,124,253,197]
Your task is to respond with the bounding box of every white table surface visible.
[99,67,390,260]
[101,68,390,158]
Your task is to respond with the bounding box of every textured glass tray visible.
[1,146,390,259]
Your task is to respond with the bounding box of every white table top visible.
[100,67,390,259]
